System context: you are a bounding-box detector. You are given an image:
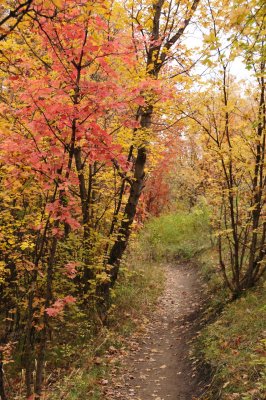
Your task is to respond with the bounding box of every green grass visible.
[138,204,211,261]
[189,219,266,400]
[49,366,104,399]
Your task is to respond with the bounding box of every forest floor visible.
[102,262,208,400]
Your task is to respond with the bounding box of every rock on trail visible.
[103,263,207,400]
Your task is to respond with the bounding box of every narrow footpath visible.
[103,263,208,400]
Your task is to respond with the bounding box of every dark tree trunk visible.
[107,107,152,283]
[35,235,57,398]
[0,354,7,400]
[96,107,152,311]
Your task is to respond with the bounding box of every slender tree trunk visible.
[24,290,35,398]
[35,234,57,398]
[108,107,153,280]
[246,68,265,287]
[0,353,7,400]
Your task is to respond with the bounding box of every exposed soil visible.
[103,262,208,400]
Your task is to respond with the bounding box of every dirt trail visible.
[103,263,207,400]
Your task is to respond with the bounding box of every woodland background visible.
[0,0,265,399]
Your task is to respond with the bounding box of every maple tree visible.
[0,1,64,41]
[0,1,33,40]
[0,0,199,395]
[0,0,200,395]
[102,0,201,303]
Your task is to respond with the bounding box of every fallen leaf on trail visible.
[94,357,102,365]
[222,381,230,388]
[109,346,117,354]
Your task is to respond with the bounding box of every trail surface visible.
[103,263,207,400]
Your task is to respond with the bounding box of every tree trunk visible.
[0,353,7,400]
[97,105,152,310]
[97,0,201,307]
[35,221,58,397]
[108,108,152,280]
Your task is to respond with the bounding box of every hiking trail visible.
[103,263,207,400]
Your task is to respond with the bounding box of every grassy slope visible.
[199,285,266,400]
[195,235,266,400]
[138,205,211,261]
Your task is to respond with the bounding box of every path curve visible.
[103,263,207,400]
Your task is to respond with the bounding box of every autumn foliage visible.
[0,0,265,398]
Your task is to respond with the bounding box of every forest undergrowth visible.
[45,206,266,400]
[37,249,165,399]
[1,201,265,399]
[46,205,210,399]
